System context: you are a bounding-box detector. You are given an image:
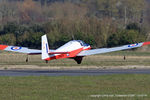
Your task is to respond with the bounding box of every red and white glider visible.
[0,34,150,64]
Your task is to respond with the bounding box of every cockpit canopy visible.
[77,40,90,46]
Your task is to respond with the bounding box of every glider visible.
[0,34,150,64]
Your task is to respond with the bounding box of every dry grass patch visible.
[0,51,150,67]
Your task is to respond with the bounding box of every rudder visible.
[41,35,50,60]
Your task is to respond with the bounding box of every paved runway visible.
[0,69,150,76]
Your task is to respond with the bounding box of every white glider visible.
[0,34,150,64]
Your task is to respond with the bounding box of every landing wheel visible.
[45,60,48,63]
[74,56,83,64]
[26,55,28,62]
[124,55,126,60]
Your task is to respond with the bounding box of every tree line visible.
[0,0,149,49]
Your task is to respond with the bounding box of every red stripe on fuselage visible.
[0,45,8,50]
[45,48,84,61]
[142,42,150,46]
[83,47,91,50]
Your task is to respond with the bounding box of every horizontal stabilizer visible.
[49,52,69,55]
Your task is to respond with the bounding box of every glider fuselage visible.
[45,40,91,61]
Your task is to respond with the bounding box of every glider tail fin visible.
[41,35,50,60]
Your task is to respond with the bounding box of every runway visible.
[0,69,150,76]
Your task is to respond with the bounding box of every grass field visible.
[0,74,149,100]
[0,51,150,67]
[0,51,150,100]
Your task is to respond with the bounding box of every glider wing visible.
[0,45,54,55]
[77,42,150,56]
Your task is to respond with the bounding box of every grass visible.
[0,51,150,100]
[0,51,150,66]
[0,74,149,100]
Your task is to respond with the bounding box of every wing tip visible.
[142,42,150,46]
[0,45,8,50]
